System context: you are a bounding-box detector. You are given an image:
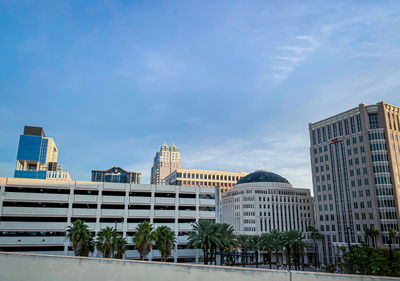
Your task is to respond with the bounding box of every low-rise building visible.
[165,168,248,192]
[0,177,217,263]
[91,166,141,184]
[220,170,315,264]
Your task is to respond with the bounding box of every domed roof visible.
[237,170,290,184]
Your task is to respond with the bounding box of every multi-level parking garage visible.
[0,177,217,262]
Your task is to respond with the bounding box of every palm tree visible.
[270,229,283,268]
[96,226,115,258]
[248,235,262,268]
[261,233,273,269]
[370,226,379,249]
[215,223,237,265]
[114,235,128,259]
[282,230,301,270]
[237,235,251,266]
[132,221,154,260]
[66,219,94,256]
[307,226,322,267]
[187,220,217,265]
[388,228,398,271]
[154,226,176,262]
[294,232,308,270]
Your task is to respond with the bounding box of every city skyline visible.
[1,1,400,188]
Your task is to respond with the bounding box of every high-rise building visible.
[309,101,400,265]
[91,166,141,184]
[14,126,70,180]
[150,143,182,185]
[165,168,248,192]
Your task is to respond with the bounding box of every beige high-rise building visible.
[165,168,248,193]
[309,101,400,266]
[150,143,182,185]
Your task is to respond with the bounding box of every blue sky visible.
[1,1,400,188]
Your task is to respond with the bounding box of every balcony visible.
[103,182,128,191]
[4,192,69,203]
[0,221,66,231]
[199,199,215,206]
[179,210,196,218]
[130,184,151,192]
[101,209,124,217]
[128,210,150,217]
[0,236,65,245]
[154,210,175,217]
[102,196,125,204]
[72,208,97,217]
[179,198,195,205]
[2,207,67,217]
[199,211,215,219]
[179,186,195,193]
[100,223,123,231]
[177,236,189,244]
[178,223,193,231]
[127,223,139,230]
[156,185,176,192]
[74,195,98,203]
[129,197,151,204]
[153,223,175,230]
[155,197,175,205]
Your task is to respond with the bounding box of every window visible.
[369,114,378,129]
[350,116,356,134]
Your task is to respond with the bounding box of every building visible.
[150,143,182,185]
[0,177,217,262]
[165,168,248,192]
[91,166,141,184]
[220,170,314,263]
[14,126,70,180]
[309,101,400,265]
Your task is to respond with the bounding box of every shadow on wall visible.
[0,252,396,281]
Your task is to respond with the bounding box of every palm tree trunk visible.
[275,250,279,269]
[203,248,207,265]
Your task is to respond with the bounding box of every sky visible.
[1,1,400,189]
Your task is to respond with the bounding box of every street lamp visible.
[112,221,117,258]
[346,227,351,249]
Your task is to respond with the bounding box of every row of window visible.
[177,173,242,181]
[312,115,363,145]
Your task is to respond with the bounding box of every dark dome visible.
[237,170,290,184]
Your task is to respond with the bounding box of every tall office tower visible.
[309,101,400,265]
[14,126,71,180]
[92,166,141,184]
[150,143,182,185]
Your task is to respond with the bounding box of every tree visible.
[389,229,398,271]
[66,220,94,257]
[114,235,128,259]
[282,230,302,270]
[237,235,251,266]
[370,226,379,249]
[307,226,321,268]
[270,230,283,268]
[154,226,176,262]
[132,221,154,260]
[187,220,216,265]
[249,235,262,268]
[261,233,273,269]
[215,223,238,265]
[96,226,115,258]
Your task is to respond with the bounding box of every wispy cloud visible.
[272,35,320,82]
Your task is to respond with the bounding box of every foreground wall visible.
[0,252,396,281]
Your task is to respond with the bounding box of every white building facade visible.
[0,177,217,263]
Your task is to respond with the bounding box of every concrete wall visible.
[0,252,396,281]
